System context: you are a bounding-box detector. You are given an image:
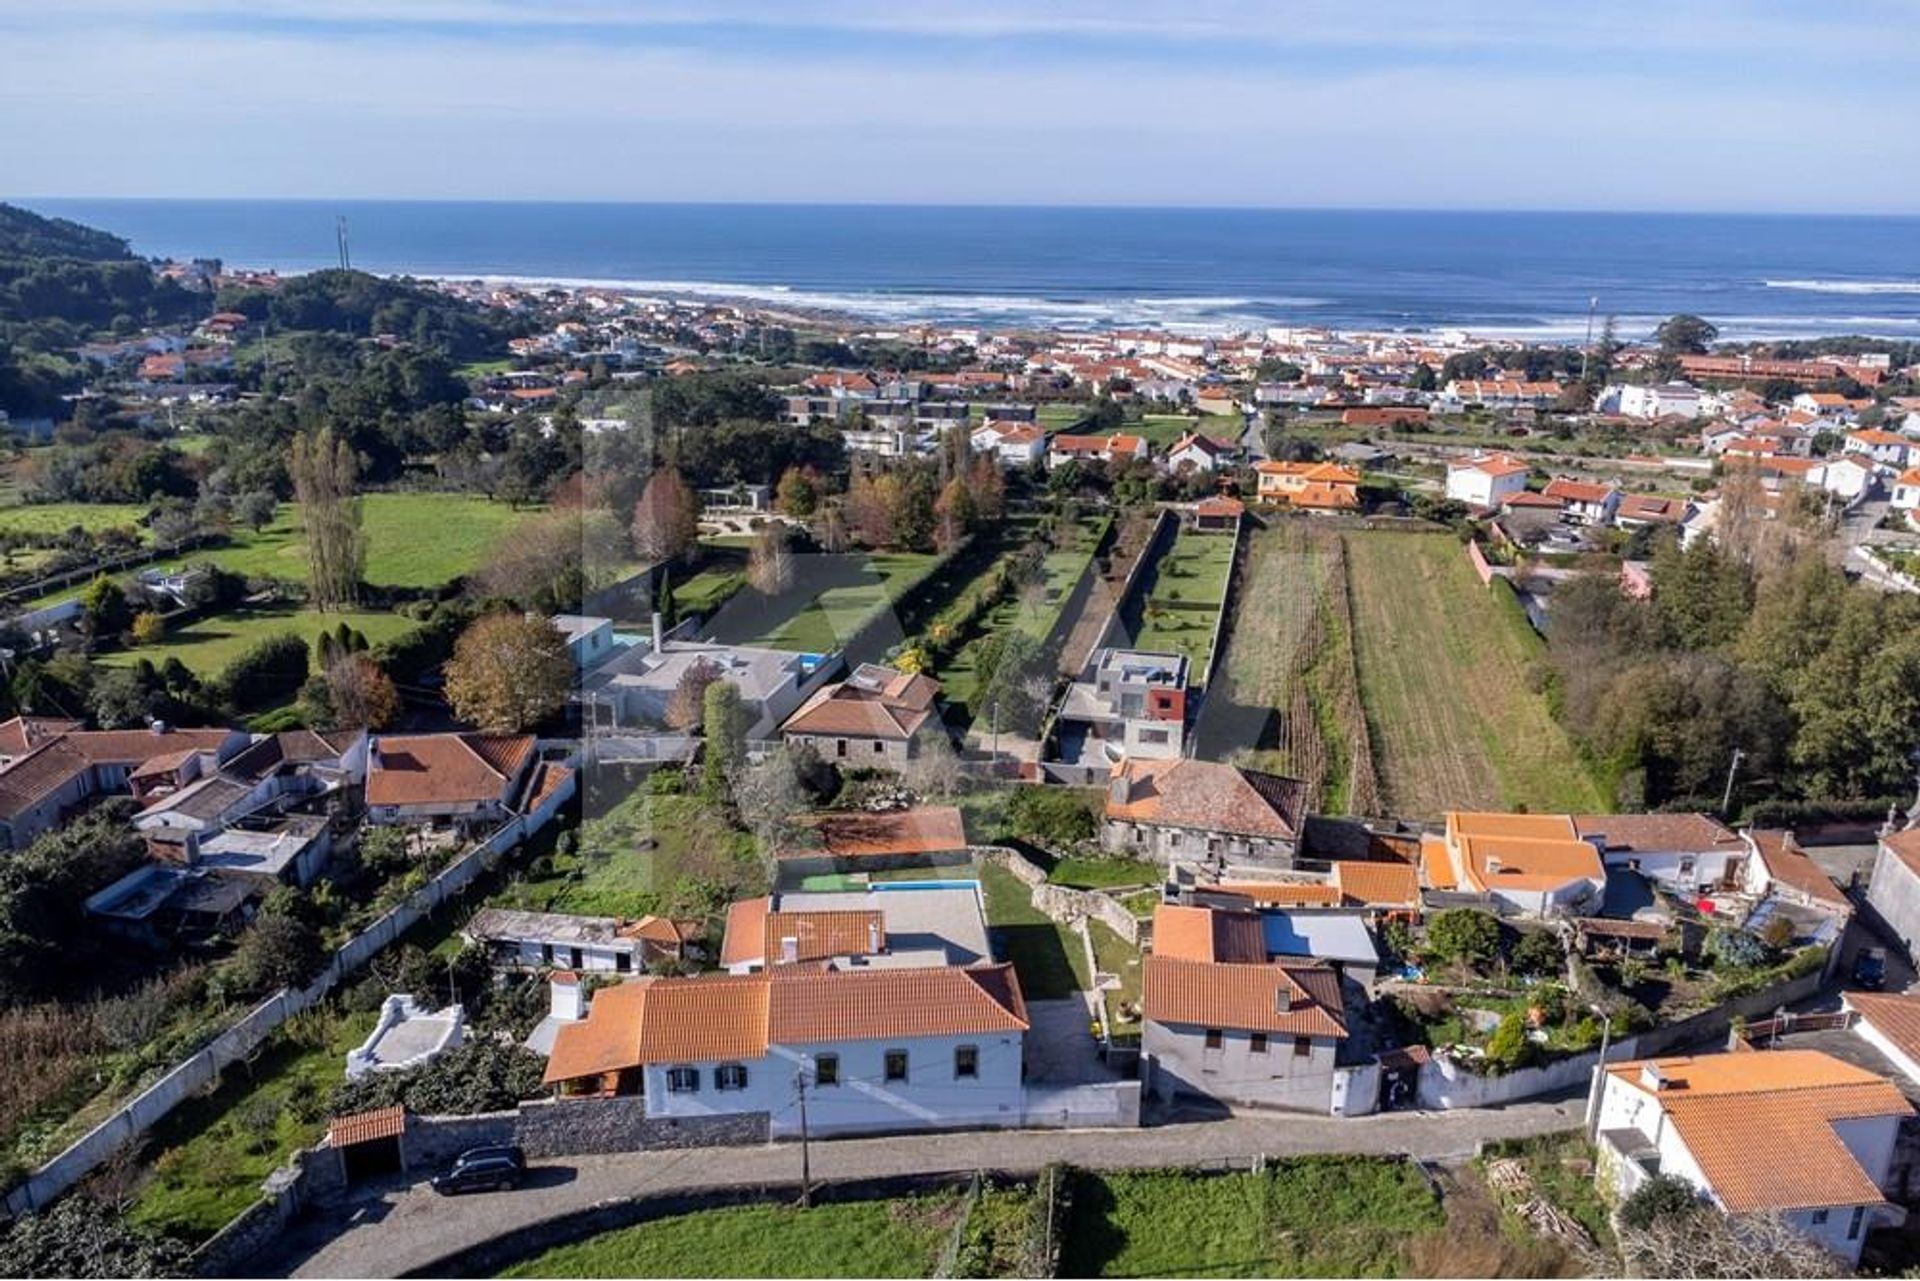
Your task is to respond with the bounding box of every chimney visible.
[651,611,664,652]
[550,971,584,1022]
[867,919,881,955]
[150,719,170,735]
[1108,769,1133,807]
[781,935,799,965]
[1640,1062,1669,1092]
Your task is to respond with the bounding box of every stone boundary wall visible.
[3,765,578,1221]
[1466,538,1496,587]
[977,845,1143,945]
[515,1096,769,1157]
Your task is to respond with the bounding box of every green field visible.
[980,862,1088,999]
[706,549,942,654]
[1344,531,1606,816]
[489,787,757,920]
[184,493,533,589]
[1062,1158,1446,1278]
[1134,414,1209,448]
[503,1197,962,1279]
[1130,528,1235,682]
[0,501,150,538]
[130,1007,378,1240]
[102,604,419,676]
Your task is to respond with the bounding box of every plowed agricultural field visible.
[1342,531,1605,817]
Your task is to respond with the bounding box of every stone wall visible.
[405,1111,517,1168]
[514,1097,769,1158]
[978,846,1143,945]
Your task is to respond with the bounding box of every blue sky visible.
[4,0,1919,211]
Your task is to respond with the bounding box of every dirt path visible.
[1056,511,1154,676]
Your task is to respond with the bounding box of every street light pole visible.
[795,1069,813,1208]
[1585,1003,1613,1139]
[1720,747,1747,817]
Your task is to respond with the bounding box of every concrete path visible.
[272,1096,1585,1278]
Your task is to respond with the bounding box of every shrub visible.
[1482,1011,1535,1074]
[1426,909,1501,967]
[1704,926,1768,970]
[1618,1174,1700,1229]
[130,612,165,646]
[1008,787,1097,847]
[220,632,310,711]
[1511,928,1565,976]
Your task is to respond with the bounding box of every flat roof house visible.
[721,883,991,974]
[586,639,837,740]
[1052,647,1189,771]
[540,964,1030,1137]
[1592,1050,1911,1265]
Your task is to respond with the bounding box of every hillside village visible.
[12,201,1920,1277]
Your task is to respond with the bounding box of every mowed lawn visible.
[1343,531,1605,817]
[1131,528,1235,682]
[501,1198,959,1279]
[176,493,534,589]
[101,604,419,676]
[707,550,941,654]
[0,501,150,538]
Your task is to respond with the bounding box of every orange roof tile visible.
[762,910,886,965]
[1331,860,1421,908]
[1747,829,1848,909]
[366,733,534,809]
[327,1106,407,1147]
[543,980,651,1084]
[720,896,771,968]
[766,964,1028,1045]
[803,806,968,859]
[1143,956,1346,1038]
[1106,759,1305,842]
[1210,881,1342,909]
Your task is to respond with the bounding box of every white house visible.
[1892,469,1920,526]
[1600,382,1701,421]
[1540,478,1621,526]
[1813,453,1879,502]
[1845,991,1920,1091]
[1866,829,1920,960]
[1444,453,1532,509]
[1164,431,1229,474]
[1571,813,1746,896]
[1591,1050,1911,1266]
[968,419,1047,467]
[1141,904,1347,1112]
[1845,429,1916,469]
[364,732,542,828]
[1425,812,1605,917]
[550,614,617,672]
[541,964,1030,1137]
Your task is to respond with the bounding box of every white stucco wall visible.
[1143,1021,1337,1112]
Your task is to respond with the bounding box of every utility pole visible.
[1585,1002,1613,1138]
[990,696,1000,766]
[336,216,352,271]
[1720,747,1747,817]
[795,1070,813,1208]
[1578,295,1599,386]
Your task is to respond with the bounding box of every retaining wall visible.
[3,765,578,1220]
[515,1096,769,1157]
[978,846,1143,945]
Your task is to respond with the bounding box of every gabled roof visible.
[1606,1050,1911,1214]
[782,664,939,741]
[1152,903,1266,964]
[0,725,237,821]
[1142,955,1346,1038]
[365,733,535,809]
[1443,812,1604,894]
[1571,812,1741,855]
[721,896,771,968]
[1542,478,1615,504]
[543,963,1029,1084]
[761,910,886,965]
[1107,759,1306,842]
[0,717,83,759]
[1450,453,1530,479]
[1331,860,1421,908]
[1747,828,1848,909]
[1846,991,1920,1072]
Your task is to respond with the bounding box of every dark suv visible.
[430,1145,526,1195]
[1853,948,1888,991]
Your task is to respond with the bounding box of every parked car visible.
[1853,947,1888,991]
[431,1145,527,1195]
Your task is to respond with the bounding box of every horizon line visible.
[11,195,1920,220]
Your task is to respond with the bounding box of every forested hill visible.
[0,203,134,261]
[216,268,525,362]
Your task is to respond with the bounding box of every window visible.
[615,951,632,973]
[715,1063,748,1092]
[874,741,885,754]
[1204,1029,1223,1050]
[814,1054,839,1087]
[954,1045,979,1079]
[1849,1207,1865,1240]
[1140,728,1170,745]
[570,946,584,970]
[1293,1036,1313,1057]
[1248,1033,1268,1055]
[885,1049,909,1082]
[666,1066,699,1094]
[835,739,848,758]
[1812,1209,1829,1226]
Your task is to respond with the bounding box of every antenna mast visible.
[336,216,352,271]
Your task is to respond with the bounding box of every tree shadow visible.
[1057,1170,1124,1278]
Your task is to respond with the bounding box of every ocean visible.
[20,199,1920,342]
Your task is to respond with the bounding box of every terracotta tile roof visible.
[1331,860,1421,908]
[782,664,939,741]
[1194,495,1245,518]
[1542,478,1615,504]
[1846,992,1920,1067]
[1747,829,1848,909]
[0,717,82,758]
[1143,955,1346,1038]
[1151,903,1266,963]
[720,896,771,967]
[328,1105,407,1147]
[1293,481,1363,510]
[766,964,1029,1044]
[0,725,236,821]
[762,910,886,964]
[803,806,968,859]
[1453,453,1530,479]
[621,915,697,947]
[524,762,573,813]
[1607,1051,1911,1214]
[1616,494,1688,523]
[366,733,534,809]
[636,974,771,1062]
[543,980,651,1085]
[1572,813,1741,855]
[1419,835,1459,890]
[1443,812,1605,894]
[1106,759,1306,842]
[1210,881,1341,908]
[1503,491,1564,509]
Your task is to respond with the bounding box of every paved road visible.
[274,1097,1584,1278]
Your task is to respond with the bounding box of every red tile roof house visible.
[1540,477,1622,526]
[0,719,249,851]
[1102,758,1309,869]
[1141,903,1348,1112]
[779,663,941,768]
[539,963,1030,1137]
[363,733,549,830]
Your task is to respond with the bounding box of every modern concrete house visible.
[585,638,839,739]
[1054,647,1190,769]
